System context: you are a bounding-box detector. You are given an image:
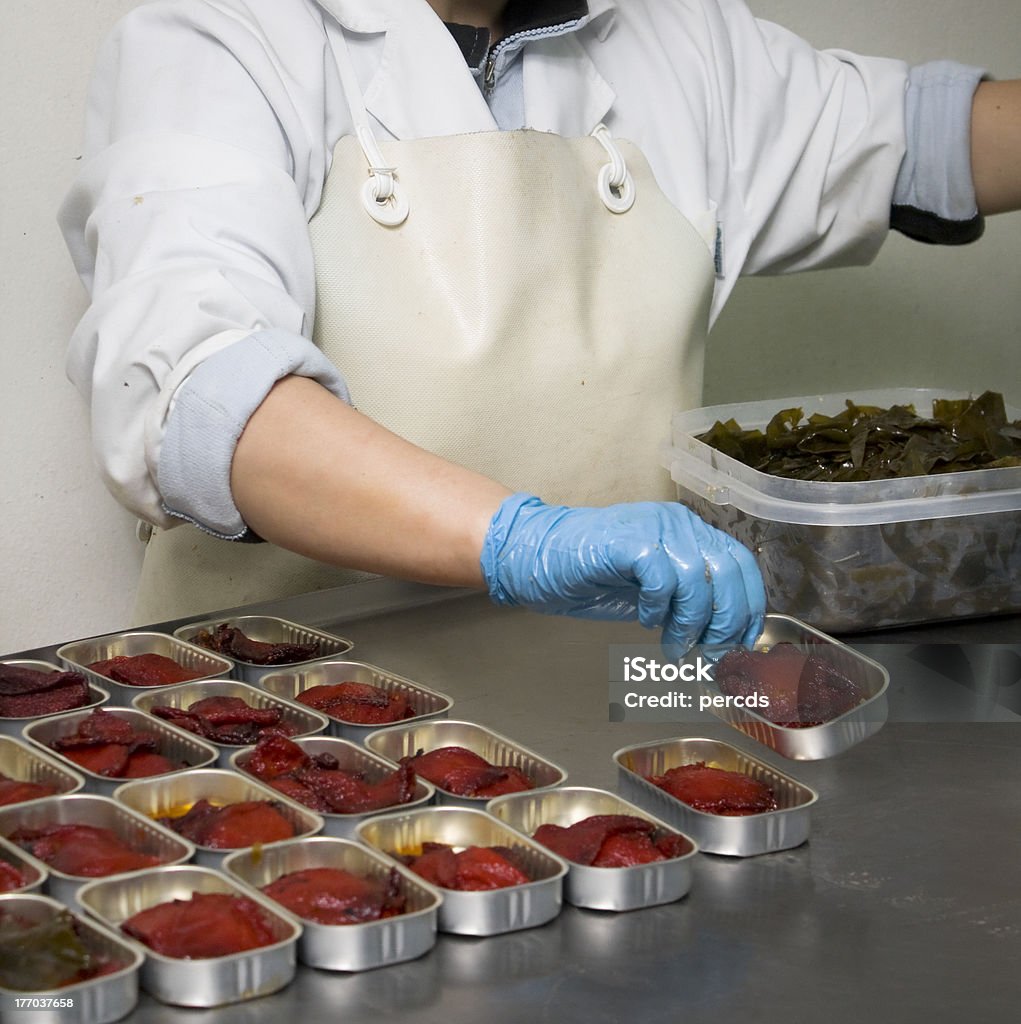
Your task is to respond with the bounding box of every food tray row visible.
[5,614,888,761]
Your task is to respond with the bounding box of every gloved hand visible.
[480,493,765,652]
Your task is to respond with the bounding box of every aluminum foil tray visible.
[173,615,354,684]
[0,892,144,1024]
[0,794,194,912]
[230,736,434,838]
[57,633,233,703]
[23,708,218,796]
[259,660,453,741]
[76,865,299,1007]
[1,660,108,738]
[699,614,890,760]
[223,835,441,971]
[613,737,817,857]
[0,834,47,895]
[487,786,697,911]
[112,768,323,869]
[356,806,567,936]
[0,734,85,805]
[365,719,567,807]
[131,679,329,767]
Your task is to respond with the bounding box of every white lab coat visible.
[58,0,908,528]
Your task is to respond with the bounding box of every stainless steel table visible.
[6,581,1021,1023]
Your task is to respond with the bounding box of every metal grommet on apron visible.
[133,27,716,625]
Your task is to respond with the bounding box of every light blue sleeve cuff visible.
[892,60,987,244]
[157,328,351,539]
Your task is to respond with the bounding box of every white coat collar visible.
[316,0,618,139]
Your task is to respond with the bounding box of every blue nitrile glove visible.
[480,494,765,652]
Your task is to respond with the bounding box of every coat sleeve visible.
[699,0,911,278]
[58,0,349,537]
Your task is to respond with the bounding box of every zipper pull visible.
[484,52,496,95]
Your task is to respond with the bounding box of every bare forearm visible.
[230,376,512,586]
[971,79,1021,215]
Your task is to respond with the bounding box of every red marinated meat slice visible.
[186,696,281,727]
[404,746,534,797]
[87,654,204,687]
[648,763,777,816]
[9,824,162,876]
[160,800,295,849]
[0,666,91,718]
[269,777,332,812]
[0,860,30,892]
[294,761,416,814]
[261,867,405,924]
[121,751,179,778]
[533,815,661,866]
[121,892,276,958]
[58,743,132,777]
[716,644,864,727]
[0,774,59,807]
[244,735,310,780]
[295,682,414,724]
[405,843,530,891]
[196,624,319,665]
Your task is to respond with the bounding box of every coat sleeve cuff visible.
[891,60,988,245]
[157,328,351,539]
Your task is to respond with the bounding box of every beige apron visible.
[133,38,715,624]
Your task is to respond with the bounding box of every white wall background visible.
[1,1,1019,653]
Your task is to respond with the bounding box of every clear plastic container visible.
[662,388,1021,632]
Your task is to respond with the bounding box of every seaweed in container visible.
[0,906,126,989]
[696,390,1021,481]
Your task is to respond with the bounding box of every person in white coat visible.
[59,0,1020,644]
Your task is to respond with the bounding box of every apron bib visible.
[133,45,715,624]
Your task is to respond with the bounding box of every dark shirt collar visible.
[446,0,589,66]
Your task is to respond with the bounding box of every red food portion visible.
[404,843,531,891]
[0,859,30,893]
[243,734,418,814]
[262,866,406,924]
[50,709,182,779]
[195,623,320,665]
[0,664,91,719]
[121,892,277,958]
[150,696,296,747]
[9,824,162,876]
[648,763,778,816]
[295,681,415,724]
[87,654,205,687]
[402,745,534,798]
[158,799,295,849]
[0,772,59,807]
[716,644,865,727]
[532,814,689,867]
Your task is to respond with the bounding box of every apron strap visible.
[326,21,637,224]
[328,21,410,226]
